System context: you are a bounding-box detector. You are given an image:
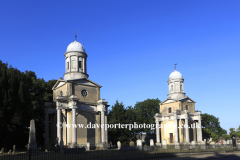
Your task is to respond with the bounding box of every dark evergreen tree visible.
[0,60,56,149]
[108,101,135,146]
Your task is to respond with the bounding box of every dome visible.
[66,41,85,53]
[169,70,183,79]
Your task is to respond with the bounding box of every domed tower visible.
[49,38,109,150]
[64,40,89,80]
[167,70,185,100]
[154,68,202,145]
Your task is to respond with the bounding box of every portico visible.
[155,110,202,144]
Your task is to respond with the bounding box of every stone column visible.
[179,119,184,143]
[101,110,106,143]
[185,118,189,143]
[57,108,62,146]
[105,115,108,143]
[197,118,202,142]
[67,111,72,144]
[83,58,85,73]
[72,108,77,147]
[45,112,49,150]
[85,58,87,73]
[156,120,160,143]
[193,121,196,142]
[95,114,101,145]
[175,118,178,143]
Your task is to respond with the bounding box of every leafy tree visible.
[229,126,240,138]
[108,101,135,145]
[134,98,160,134]
[201,113,227,142]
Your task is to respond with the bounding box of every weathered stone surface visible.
[162,139,167,149]
[117,141,121,150]
[150,139,154,146]
[191,141,196,149]
[136,139,142,151]
[86,142,90,151]
[183,142,190,150]
[143,146,154,151]
[155,142,161,147]
[100,142,108,150]
[27,120,37,150]
[200,141,206,149]
[175,142,180,149]
[237,143,240,149]
[129,141,135,146]
[8,150,12,154]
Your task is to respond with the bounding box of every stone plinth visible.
[175,142,180,149]
[191,141,196,149]
[155,143,161,147]
[100,142,108,150]
[200,141,206,149]
[183,142,190,150]
[162,139,167,149]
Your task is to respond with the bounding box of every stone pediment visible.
[70,78,102,88]
[161,96,196,105]
[178,96,196,103]
[52,80,67,90]
[161,99,177,104]
[52,78,101,90]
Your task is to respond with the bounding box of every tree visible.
[201,113,227,142]
[108,101,135,145]
[0,60,56,149]
[134,98,160,134]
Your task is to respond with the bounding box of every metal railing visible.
[0,144,239,160]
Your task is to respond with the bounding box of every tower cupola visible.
[64,40,89,80]
[167,70,185,99]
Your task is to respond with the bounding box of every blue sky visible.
[0,0,239,133]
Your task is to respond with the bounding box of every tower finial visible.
[174,63,177,70]
[75,31,77,41]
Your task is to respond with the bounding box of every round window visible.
[81,90,88,97]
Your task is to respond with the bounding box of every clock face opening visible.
[81,90,88,97]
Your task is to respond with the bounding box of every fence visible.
[0,144,239,160]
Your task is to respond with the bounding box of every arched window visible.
[168,107,172,113]
[79,61,82,69]
[180,85,182,91]
[185,105,188,110]
[60,91,63,96]
[171,85,173,91]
